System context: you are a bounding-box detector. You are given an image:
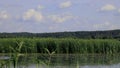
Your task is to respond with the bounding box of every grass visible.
[0,38,120,54]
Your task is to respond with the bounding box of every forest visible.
[0,29,120,39]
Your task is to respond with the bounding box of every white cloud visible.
[100,4,116,11]
[0,11,10,20]
[60,1,72,8]
[93,21,111,28]
[38,5,44,9]
[49,26,58,30]
[23,9,43,22]
[93,21,118,30]
[48,14,74,23]
[118,9,120,13]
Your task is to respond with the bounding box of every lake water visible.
[0,54,120,68]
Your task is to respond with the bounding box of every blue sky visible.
[0,0,120,33]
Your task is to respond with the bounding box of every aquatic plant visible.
[0,38,120,54]
[10,41,24,68]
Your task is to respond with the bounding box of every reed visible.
[10,41,24,68]
[0,38,120,54]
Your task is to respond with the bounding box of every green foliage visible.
[0,38,120,54]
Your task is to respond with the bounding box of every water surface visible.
[0,54,120,68]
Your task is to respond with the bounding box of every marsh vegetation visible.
[0,38,120,68]
[0,38,120,54]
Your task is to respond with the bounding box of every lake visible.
[0,54,120,68]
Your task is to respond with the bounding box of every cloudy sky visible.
[0,0,120,33]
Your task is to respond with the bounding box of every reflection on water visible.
[0,54,120,68]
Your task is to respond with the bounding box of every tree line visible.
[0,29,120,39]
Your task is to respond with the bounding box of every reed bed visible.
[0,38,120,54]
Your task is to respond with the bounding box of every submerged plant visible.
[34,48,56,68]
[0,60,7,68]
[10,41,24,68]
[44,48,56,66]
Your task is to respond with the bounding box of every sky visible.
[0,0,120,33]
